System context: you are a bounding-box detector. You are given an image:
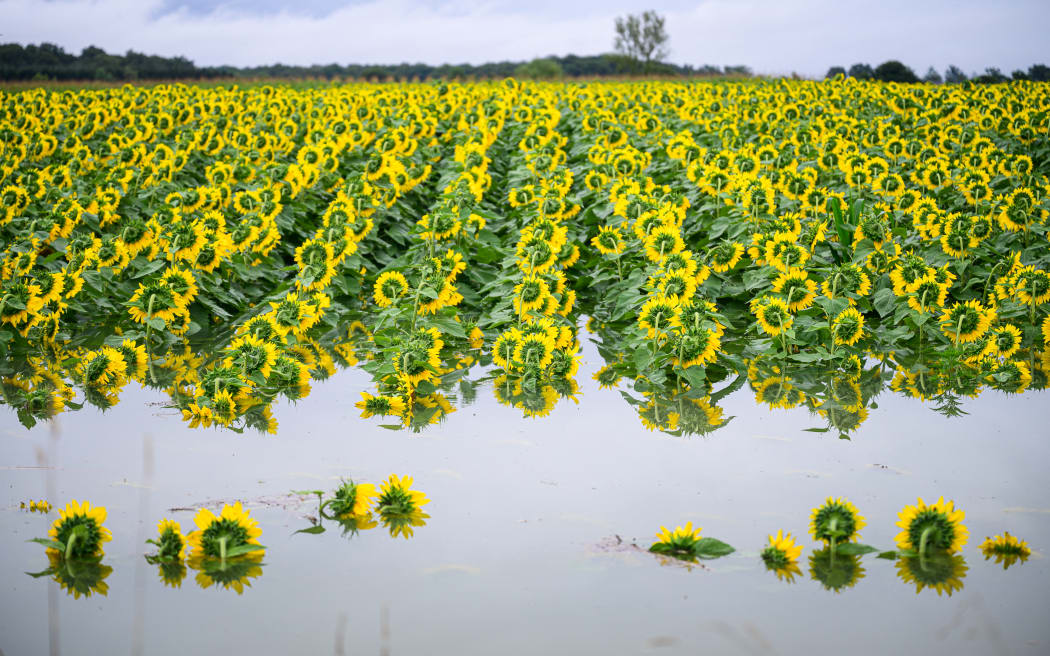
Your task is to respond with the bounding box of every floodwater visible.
[1,335,1048,655]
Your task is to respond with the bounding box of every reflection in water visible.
[380,510,430,539]
[28,552,113,600]
[189,552,264,595]
[154,561,188,588]
[808,548,866,592]
[895,553,968,596]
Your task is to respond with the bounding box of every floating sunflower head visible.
[376,474,429,515]
[979,532,1031,570]
[650,522,703,561]
[324,479,377,519]
[810,497,865,545]
[761,530,804,578]
[896,552,967,596]
[895,497,968,555]
[46,500,112,559]
[147,518,186,562]
[186,502,264,561]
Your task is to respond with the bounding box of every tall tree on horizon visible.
[614,10,669,73]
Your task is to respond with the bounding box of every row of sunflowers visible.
[1,77,1048,435]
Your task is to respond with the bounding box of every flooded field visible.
[2,334,1047,655]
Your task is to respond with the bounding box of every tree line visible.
[826,61,1050,83]
[0,42,750,82]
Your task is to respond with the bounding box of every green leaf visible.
[293,525,326,535]
[223,544,266,557]
[876,550,899,560]
[146,317,166,331]
[834,543,878,556]
[872,288,897,318]
[28,538,65,551]
[693,537,735,559]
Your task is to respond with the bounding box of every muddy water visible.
[1,336,1048,655]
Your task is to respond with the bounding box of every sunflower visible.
[650,522,703,560]
[772,268,818,312]
[895,497,968,555]
[751,296,793,337]
[907,276,948,314]
[492,329,522,370]
[148,518,187,562]
[978,532,1030,569]
[637,295,681,339]
[940,301,994,344]
[709,241,744,273]
[44,500,112,559]
[672,327,721,369]
[514,274,551,314]
[761,530,804,574]
[185,502,264,561]
[323,479,377,519]
[810,497,866,546]
[376,474,429,515]
[832,307,865,346]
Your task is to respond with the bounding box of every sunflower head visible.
[809,497,866,544]
[761,529,804,570]
[650,522,703,560]
[325,480,377,518]
[376,474,429,515]
[895,496,968,554]
[186,502,264,560]
[46,500,112,559]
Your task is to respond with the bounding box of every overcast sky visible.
[4,0,1048,78]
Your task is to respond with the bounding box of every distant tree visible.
[1026,64,1049,81]
[873,60,918,83]
[974,67,1009,84]
[514,58,564,80]
[614,10,669,72]
[1011,69,1029,81]
[944,65,967,83]
[723,65,752,77]
[825,66,846,79]
[848,63,874,80]
[922,67,943,84]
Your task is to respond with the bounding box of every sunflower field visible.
[1,77,1048,436]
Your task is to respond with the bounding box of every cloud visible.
[5,0,1048,77]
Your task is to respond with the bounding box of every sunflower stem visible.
[918,525,935,560]
[219,535,228,565]
[145,293,157,384]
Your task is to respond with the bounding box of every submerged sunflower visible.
[650,522,703,561]
[376,474,429,515]
[895,497,968,555]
